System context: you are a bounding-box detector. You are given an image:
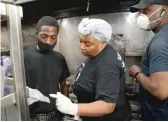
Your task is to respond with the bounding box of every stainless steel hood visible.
[1,0,37,4]
[3,0,140,22]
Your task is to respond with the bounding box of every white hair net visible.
[78,18,112,42]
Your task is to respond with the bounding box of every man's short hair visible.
[36,16,59,33]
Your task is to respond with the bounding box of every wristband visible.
[134,72,142,78]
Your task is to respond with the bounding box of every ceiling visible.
[1,0,140,23]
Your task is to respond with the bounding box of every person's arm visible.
[60,80,69,97]
[129,41,168,100]
[50,92,116,116]
[136,71,168,100]
[59,55,70,97]
[77,101,115,117]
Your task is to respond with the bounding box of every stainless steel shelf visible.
[1,2,29,120]
[0,2,23,17]
[1,93,16,109]
[0,2,7,16]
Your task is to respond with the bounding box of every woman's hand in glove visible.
[50,92,78,116]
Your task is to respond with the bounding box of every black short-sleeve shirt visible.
[24,48,70,114]
[73,44,131,121]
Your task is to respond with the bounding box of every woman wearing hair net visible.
[50,18,132,120]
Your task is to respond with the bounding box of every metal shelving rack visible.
[1,2,30,121]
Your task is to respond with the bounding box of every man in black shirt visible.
[24,16,70,121]
[50,18,132,120]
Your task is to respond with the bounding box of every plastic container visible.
[0,56,12,77]
[4,85,14,96]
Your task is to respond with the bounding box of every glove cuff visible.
[71,103,78,116]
